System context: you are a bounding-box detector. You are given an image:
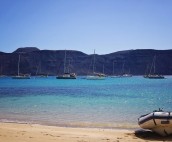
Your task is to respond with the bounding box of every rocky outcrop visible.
[0,47,172,75]
[13,47,40,53]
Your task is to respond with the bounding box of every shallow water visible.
[0,76,172,129]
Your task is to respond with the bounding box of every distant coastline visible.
[0,47,172,76]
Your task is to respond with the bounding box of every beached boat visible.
[86,50,105,80]
[12,54,31,79]
[138,109,172,136]
[56,50,76,79]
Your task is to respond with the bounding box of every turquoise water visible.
[0,76,172,129]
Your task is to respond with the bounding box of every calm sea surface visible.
[0,76,172,129]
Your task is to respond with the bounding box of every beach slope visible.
[0,122,172,142]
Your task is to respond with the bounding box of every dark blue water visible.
[0,76,172,129]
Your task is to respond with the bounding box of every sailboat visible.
[143,64,150,78]
[86,50,105,80]
[111,61,121,78]
[0,55,6,78]
[35,62,48,78]
[146,56,165,79]
[56,50,76,79]
[120,62,132,77]
[0,63,6,78]
[12,54,31,79]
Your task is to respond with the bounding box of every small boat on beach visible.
[138,109,172,136]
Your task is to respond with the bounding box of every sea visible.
[0,76,172,129]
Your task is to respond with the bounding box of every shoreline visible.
[0,118,139,129]
[1,122,172,142]
[0,121,137,131]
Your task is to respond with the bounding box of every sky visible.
[0,0,172,54]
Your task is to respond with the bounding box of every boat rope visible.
[164,129,168,136]
[167,112,171,121]
[152,112,157,125]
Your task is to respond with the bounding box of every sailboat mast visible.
[149,56,155,75]
[145,64,149,75]
[0,64,2,75]
[153,56,156,74]
[121,62,125,75]
[93,49,95,73]
[68,59,70,73]
[64,50,67,73]
[113,61,115,75]
[18,54,20,76]
[36,62,40,76]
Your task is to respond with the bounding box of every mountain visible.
[13,47,40,53]
[0,47,172,75]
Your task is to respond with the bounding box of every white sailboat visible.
[120,62,132,77]
[12,54,31,79]
[0,63,6,78]
[86,50,105,80]
[56,50,76,79]
[146,56,165,79]
[0,55,6,78]
[111,61,121,78]
[35,62,48,78]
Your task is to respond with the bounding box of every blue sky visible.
[0,0,172,54]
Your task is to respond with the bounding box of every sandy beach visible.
[1,122,172,142]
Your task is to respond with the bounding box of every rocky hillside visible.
[0,48,172,75]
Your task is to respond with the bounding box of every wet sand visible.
[0,122,172,142]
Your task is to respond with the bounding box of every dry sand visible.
[0,122,172,142]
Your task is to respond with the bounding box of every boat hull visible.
[144,75,165,79]
[111,76,121,78]
[12,76,31,79]
[148,76,165,79]
[138,111,172,136]
[86,76,105,80]
[56,73,76,79]
[56,76,76,79]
